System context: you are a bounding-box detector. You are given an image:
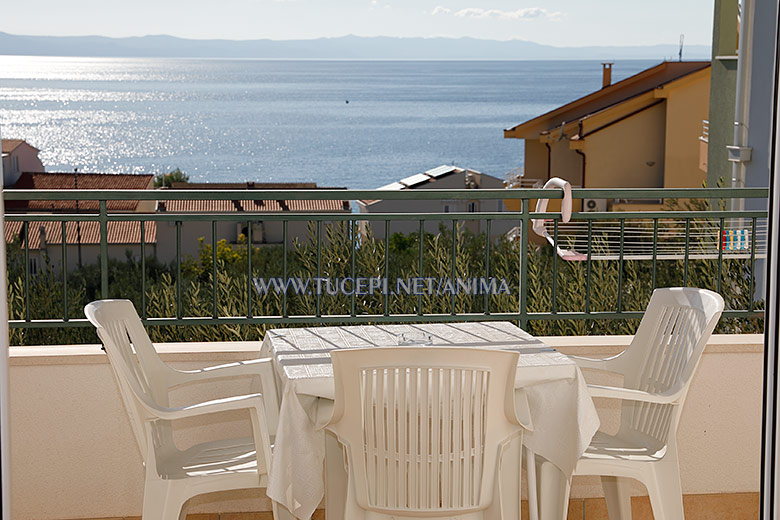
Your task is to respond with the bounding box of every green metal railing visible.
[3,187,769,331]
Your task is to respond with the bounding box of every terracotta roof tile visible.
[159,183,349,212]
[7,172,154,212]
[171,182,319,189]
[506,61,711,137]
[4,220,156,249]
[160,198,349,213]
[1,139,30,153]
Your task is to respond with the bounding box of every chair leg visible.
[538,459,570,520]
[142,480,186,520]
[525,447,539,520]
[177,496,191,520]
[601,476,632,520]
[645,459,685,520]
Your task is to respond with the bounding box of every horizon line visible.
[0,30,713,49]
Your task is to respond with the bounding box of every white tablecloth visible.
[261,322,599,520]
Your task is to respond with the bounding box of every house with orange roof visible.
[156,182,351,263]
[5,174,352,270]
[6,171,156,212]
[504,61,711,212]
[3,220,157,275]
[2,139,45,187]
[4,172,157,272]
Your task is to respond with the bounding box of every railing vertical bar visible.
[384,220,390,316]
[283,220,288,318]
[518,199,529,329]
[212,221,218,319]
[23,221,30,322]
[652,218,658,290]
[99,200,109,299]
[585,219,592,314]
[317,220,322,318]
[246,220,253,318]
[418,220,424,316]
[717,217,725,295]
[617,219,625,313]
[683,218,691,287]
[484,219,491,315]
[62,222,68,322]
[350,220,356,317]
[140,221,146,320]
[750,217,758,312]
[552,219,559,314]
[4,188,770,332]
[451,219,457,315]
[176,220,182,320]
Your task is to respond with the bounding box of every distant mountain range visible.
[0,32,711,60]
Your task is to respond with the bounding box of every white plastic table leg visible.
[602,476,632,519]
[324,429,347,520]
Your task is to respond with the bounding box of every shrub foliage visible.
[7,206,763,345]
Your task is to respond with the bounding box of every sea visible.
[0,56,656,188]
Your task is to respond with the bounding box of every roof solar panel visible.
[377,182,406,190]
[425,165,459,178]
[399,173,432,187]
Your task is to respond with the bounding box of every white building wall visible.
[358,171,513,240]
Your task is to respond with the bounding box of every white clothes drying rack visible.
[526,178,768,262]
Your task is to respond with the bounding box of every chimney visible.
[602,62,613,88]
[39,225,48,254]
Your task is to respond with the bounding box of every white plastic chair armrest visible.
[586,384,681,405]
[169,358,274,387]
[568,354,625,373]
[144,393,265,421]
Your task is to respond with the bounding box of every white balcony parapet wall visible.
[8,335,763,519]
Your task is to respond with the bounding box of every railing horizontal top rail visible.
[4,209,769,222]
[6,309,756,329]
[2,187,770,202]
[3,185,768,341]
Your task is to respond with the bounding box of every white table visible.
[261,322,599,520]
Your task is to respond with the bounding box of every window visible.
[468,202,477,212]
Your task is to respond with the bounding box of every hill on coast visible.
[0,32,710,60]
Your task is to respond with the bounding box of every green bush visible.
[7,208,764,345]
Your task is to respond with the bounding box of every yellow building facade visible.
[504,62,711,211]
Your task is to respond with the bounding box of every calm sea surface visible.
[0,57,654,188]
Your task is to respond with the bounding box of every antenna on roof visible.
[679,34,684,62]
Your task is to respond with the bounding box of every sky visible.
[1,0,715,47]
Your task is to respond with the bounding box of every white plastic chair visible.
[325,347,524,520]
[563,288,724,520]
[84,299,280,520]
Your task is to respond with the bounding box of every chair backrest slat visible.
[327,347,521,516]
[619,288,724,448]
[86,300,177,461]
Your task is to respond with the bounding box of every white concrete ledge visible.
[9,340,266,365]
[9,333,764,366]
[8,333,764,519]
